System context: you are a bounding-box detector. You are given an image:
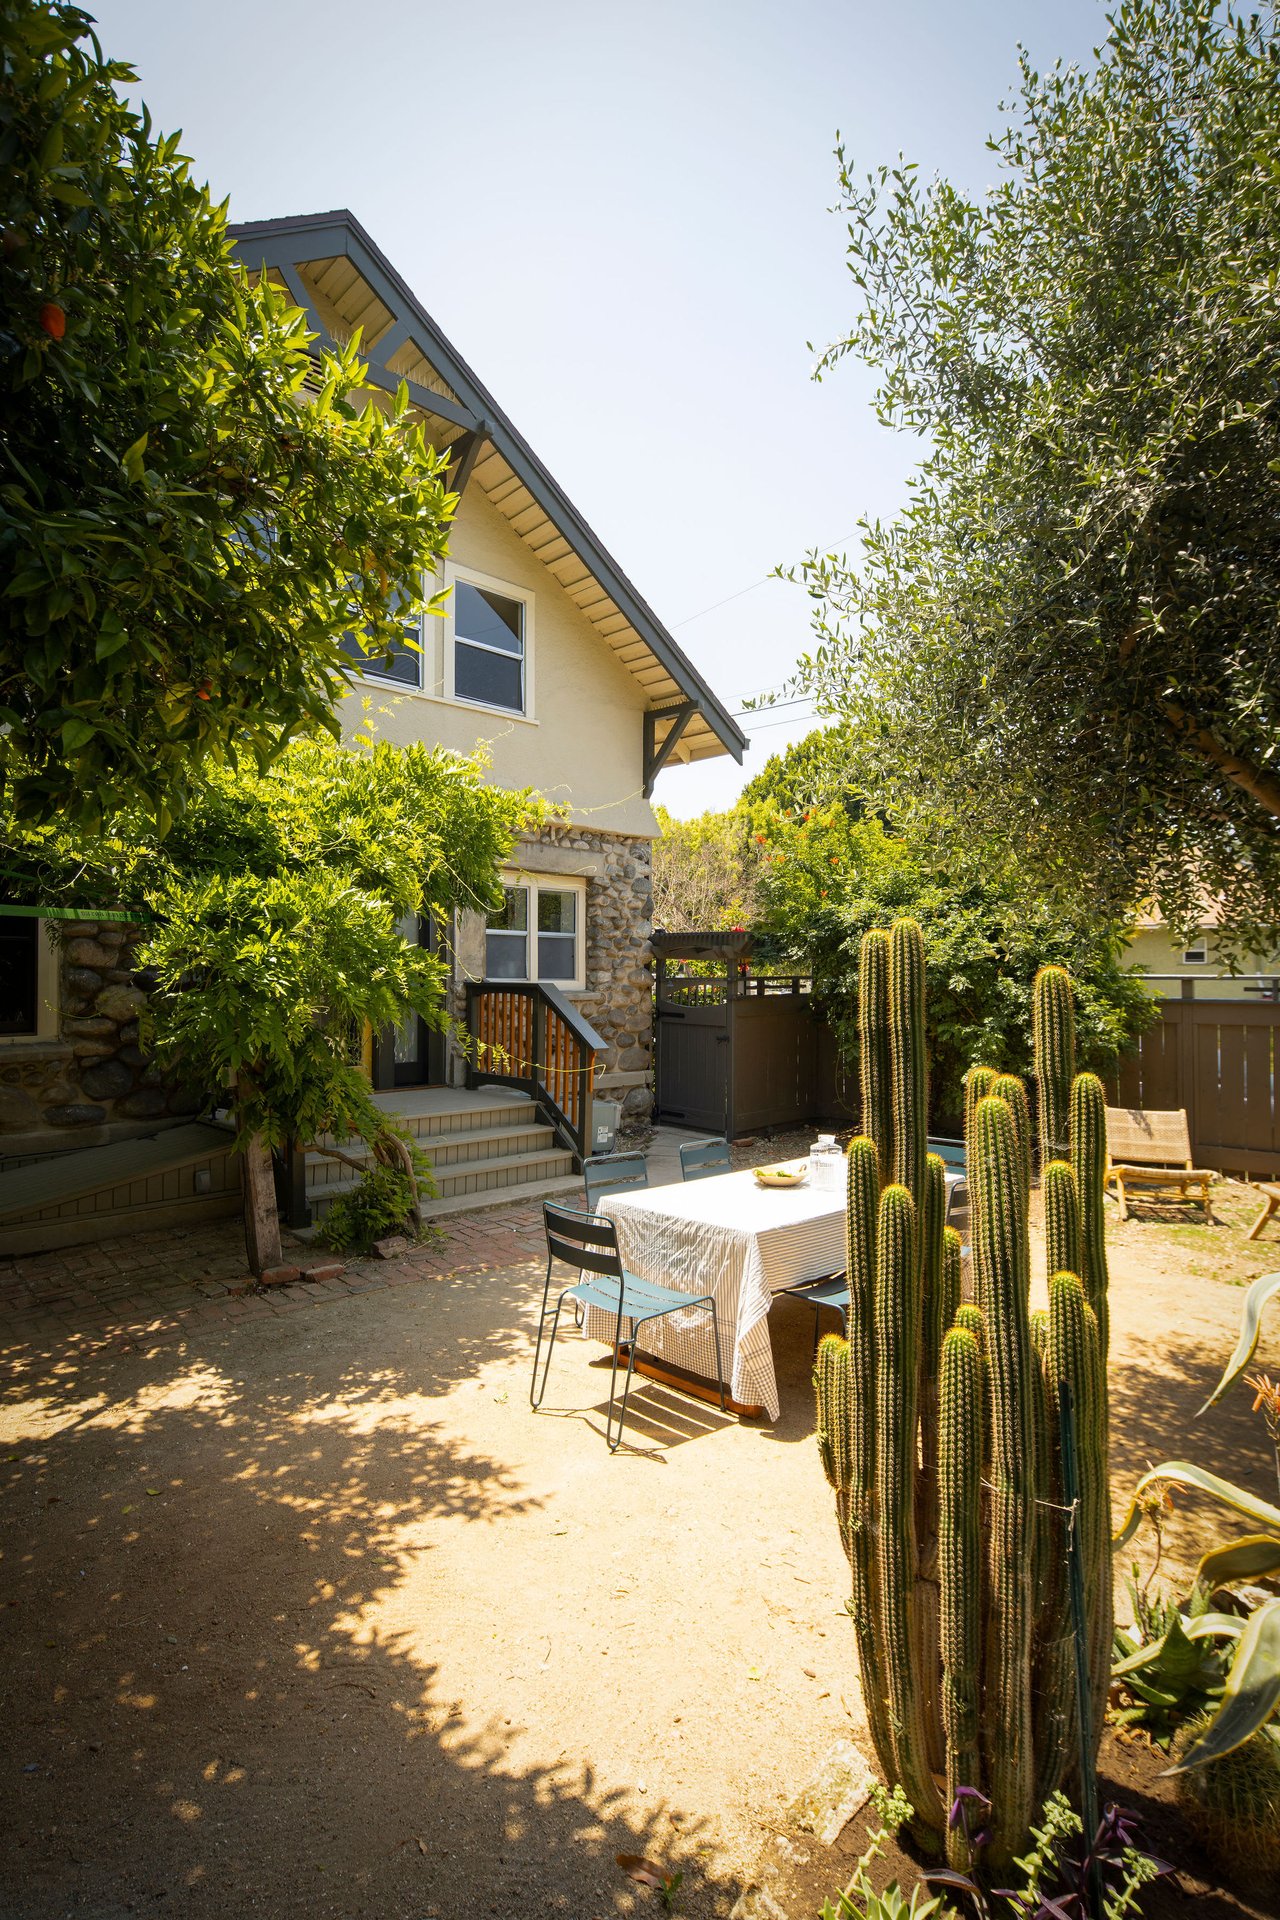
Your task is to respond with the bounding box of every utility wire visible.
[670,530,859,631]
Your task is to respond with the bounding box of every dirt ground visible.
[1,1168,1277,1920]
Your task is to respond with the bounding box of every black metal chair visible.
[532,1201,726,1451]
[679,1137,732,1181]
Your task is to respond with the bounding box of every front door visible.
[376,914,446,1089]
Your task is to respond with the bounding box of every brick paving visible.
[0,1126,812,1367]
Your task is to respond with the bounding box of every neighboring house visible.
[1125,908,1280,1001]
[0,210,744,1163]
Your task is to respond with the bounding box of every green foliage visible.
[739,723,862,816]
[319,1161,423,1255]
[745,796,1154,1128]
[791,0,1280,955]
[2,733,531,1148]
[820,1785,951,1920]
[1,0,453,830]
[650,804,761,932]
[814,937,1111,1870]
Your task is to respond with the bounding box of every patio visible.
[0,1143,1274,1918]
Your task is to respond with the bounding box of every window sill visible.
[344,678,539,726]
[0,1037,74,1059]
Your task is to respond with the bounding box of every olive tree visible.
[793,0,1280,954]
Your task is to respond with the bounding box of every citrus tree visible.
[1,0,451,831]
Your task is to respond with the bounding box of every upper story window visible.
[340,588,422,688]
[452,578,526,714]
[1183,944,1208,965]
[484,878,583,988]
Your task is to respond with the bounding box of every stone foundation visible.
[0,922,203,1157]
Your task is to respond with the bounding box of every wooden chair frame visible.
[1104,1105,1216,1223]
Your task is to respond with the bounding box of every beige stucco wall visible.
[1125,927,1280,998]
[338,483,660,840]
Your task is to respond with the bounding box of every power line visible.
[670,531,859,631]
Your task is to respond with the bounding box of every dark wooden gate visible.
[653,931,856,1136]
[1111,998,1279,1179]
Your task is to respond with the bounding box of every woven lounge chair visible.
[1104,1106,1215,1222]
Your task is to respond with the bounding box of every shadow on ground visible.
[0,1263,748,1920]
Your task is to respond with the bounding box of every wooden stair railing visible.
[464,980,603,1167]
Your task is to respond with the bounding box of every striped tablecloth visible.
[583,1168,847,1421]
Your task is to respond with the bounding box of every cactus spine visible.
[1033,965,1076,1166]
[813,921,1111,1871]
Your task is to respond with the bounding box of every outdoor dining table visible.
[581,1166,847,1421]
[583,1163,966,1421]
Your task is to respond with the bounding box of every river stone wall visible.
[450,824,655,1118]
[0,921,203,1156]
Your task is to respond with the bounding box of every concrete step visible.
[306,1145,577,1217]
[304,1122,558,1190]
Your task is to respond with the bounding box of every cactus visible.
[860,929,893,1180]
[1033,965,1076,1166]
[873,1181,945,1842]
[889,920,928,1216]
[1070,1072,1111,1365]
[813,922,1111,1872]
[1043,1160,1082,1282]
[939,1324,984,1869]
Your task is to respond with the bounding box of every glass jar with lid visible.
[808,1133,842,1192]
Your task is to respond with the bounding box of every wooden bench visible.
[1247,1182,1280,1241]
[1104,1106,1216,1223]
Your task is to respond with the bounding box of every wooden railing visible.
[464,980,603,1166]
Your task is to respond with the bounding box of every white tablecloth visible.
[583,1168,848,1420]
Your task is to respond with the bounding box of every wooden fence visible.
[1110,997,1279,1180]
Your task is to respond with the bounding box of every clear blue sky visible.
[95,0,1106,815]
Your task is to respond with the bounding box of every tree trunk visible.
[241,1130,282,1277]
[1160,700,1280,820]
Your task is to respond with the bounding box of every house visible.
[0,211,744,1215]
[1126,908,1280,1002]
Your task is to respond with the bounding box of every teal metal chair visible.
[782,1271,848,1354]
[533,1201,725,1451]
[583,1150,649,1212]
[679,1137,732,1181]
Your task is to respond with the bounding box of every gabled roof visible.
[229,209,746,779]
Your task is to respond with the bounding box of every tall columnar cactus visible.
[860,929,893,1181]
[1070,1071,1111,1365]
[814,920,1112,1872]
[1043,1159,1082,1282]
[939,1325,984,1870]
[1033,965,1077,1167]
[889,919,928,1216]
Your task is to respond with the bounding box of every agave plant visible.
[1111,1268,1280,1773]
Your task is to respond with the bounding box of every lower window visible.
[485,880,583,988]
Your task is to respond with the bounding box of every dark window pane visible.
[537,933,576,981]
[0,916,38,1035]
[486,886,527,932]
[340,626,421,686]
[485,931,528,979]
[455,581,523,655]
[455,641,523,712]
[537,889,576,935]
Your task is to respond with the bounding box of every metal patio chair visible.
[532,1201,726,1451]
[781,1271,848,1354]
[583,1150,649,1212]
[679,1136,732,1181]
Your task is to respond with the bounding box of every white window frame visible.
[444,563,534,720]
[485,873,585,990]
[339,585,425,691]
[0,916,59,1045]
[1182,945,1208,965]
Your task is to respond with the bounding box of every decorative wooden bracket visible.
[643,702,697,796]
